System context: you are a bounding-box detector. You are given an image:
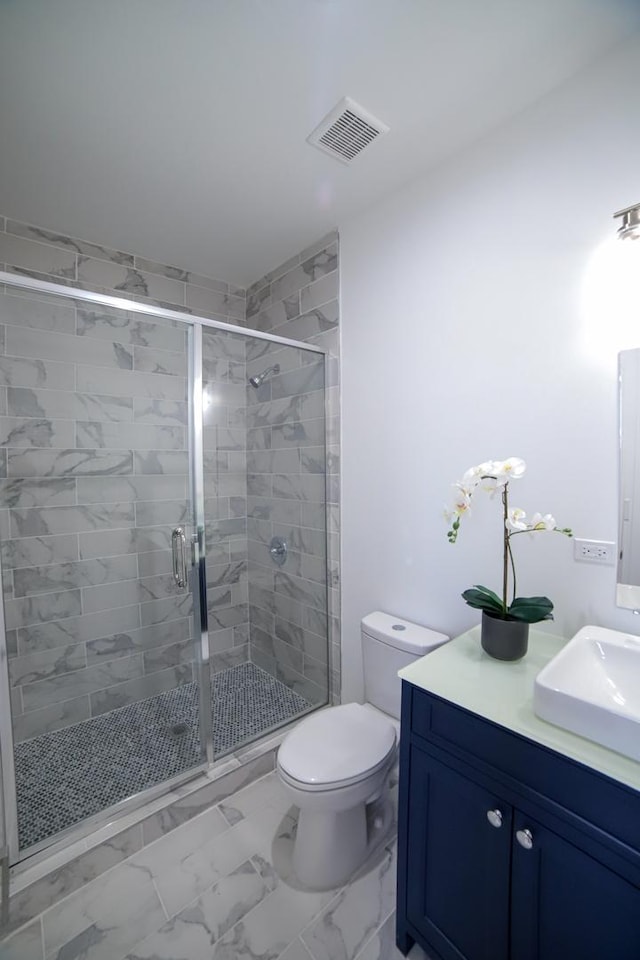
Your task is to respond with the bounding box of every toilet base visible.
[293,802,368,890]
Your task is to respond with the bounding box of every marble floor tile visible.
[218,770,290,825]
[2,918,43,960]
[124,858,274,960]
[130,803,233,916]
[300,844,397,960]
[279,938,317,960]
[211,880,335,960]
[42,859,166,960]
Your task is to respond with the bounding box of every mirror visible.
[617,349,640,608]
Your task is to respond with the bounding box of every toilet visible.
[277,611,449,889]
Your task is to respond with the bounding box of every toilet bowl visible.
[277,612,449,889]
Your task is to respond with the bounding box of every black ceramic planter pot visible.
[481,610,529,661]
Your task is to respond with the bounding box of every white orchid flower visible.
[506,507,528,532]
[530,512,557,532]
[492,457,526,486]
[452,485,472,517]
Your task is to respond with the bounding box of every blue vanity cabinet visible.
[396,681,640,960]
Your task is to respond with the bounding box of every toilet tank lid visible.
[361,611,449,655]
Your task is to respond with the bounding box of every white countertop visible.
[399,626,640,794]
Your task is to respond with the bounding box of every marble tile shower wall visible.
[243,234,341,702]
[0,215,249,741]
[0,216,247,320]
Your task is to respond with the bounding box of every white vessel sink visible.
[534,625,640,762]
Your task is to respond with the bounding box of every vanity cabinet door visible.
[510,812,640,960]
[405,745,512,960]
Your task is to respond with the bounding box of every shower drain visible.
[167,722,190,738]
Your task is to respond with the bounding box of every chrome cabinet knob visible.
[516,828,534,850]
[486,809,503,829]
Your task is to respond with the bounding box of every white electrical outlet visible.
[573,539,616,565]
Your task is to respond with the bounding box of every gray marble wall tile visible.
[250,625,304,674]
[17,603,141,653]
[0,290,76,333]
[133,397,188,425]
[205,561,247,588]
[247,391,325,428]
[7,219,135,265]
[302,605,328,639]
[77,527,140,560]
[9,642,87,687]
[7,448,134,478]
[270,301,338,342]
[274,618,328,663]
[7,386,134,422]
[143,638,194,673]
[299,231,339,263]
[0,416,76,448]
[245,282,271,319]
[76,420,184,450]
[76,307,186,351]
[0,231,77,279]
[270,246,337,303]
[186,283,246,319]
[247,496,301,525]
[13,554,138,597]
[6,326,133,370]
[135,498,188,526]
[77,255,185,305]
[0,477,76,508]
[134,449,189,474]
[22,655,144,710]
[140,593,193,626]
[10,501,135,536]
[82,572,184,615]
[86,618,191,663]
[252,294,300,333]
[5,588,82,630]
[202,330,246,362]
[89,663,192,716]
[272,474,325,502]
[76,365,187,400]
[133,344,187,377]
[246,449,300,474]
[301,501,326,529]
[274,570,326,611]
[0,355,74,390]
[211,644,249,672]
[270,364,324,401]
[77,474,186,505]
[300,270,339,313]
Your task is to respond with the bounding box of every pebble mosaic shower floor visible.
[14,662,311,850]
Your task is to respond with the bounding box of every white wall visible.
[340,31,640,702]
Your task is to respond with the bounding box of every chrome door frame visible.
[0,271,326,867]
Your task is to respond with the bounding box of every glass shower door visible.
[0,284,209,858]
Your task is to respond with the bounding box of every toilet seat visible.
[277,703,396,791]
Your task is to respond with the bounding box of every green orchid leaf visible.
[462,586,505,615]
[508,595,554,623]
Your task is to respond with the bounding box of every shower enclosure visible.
[0,273,329,866]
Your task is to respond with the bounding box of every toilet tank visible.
[361,611,449,719]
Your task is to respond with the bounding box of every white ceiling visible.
[1,0,639,287]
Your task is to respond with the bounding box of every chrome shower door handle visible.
[172,527,188,588]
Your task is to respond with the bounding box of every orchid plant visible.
[445,458,572,623]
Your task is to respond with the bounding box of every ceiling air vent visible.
[307,97,389,164]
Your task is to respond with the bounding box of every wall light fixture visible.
[614,202,640,240]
